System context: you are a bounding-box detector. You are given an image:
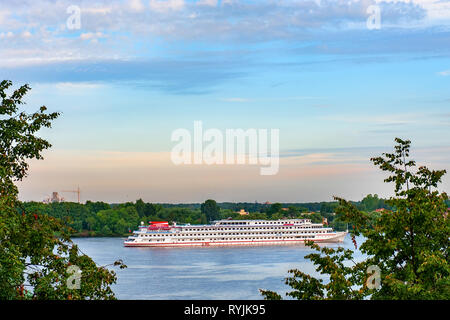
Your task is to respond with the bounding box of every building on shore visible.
[43,192,65,204]
[237,209,249,216]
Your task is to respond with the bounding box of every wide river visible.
[73,235,366,300]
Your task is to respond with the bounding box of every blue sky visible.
[2,0,450,203]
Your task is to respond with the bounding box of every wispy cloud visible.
[13,149,377,203]
[320,114,418,125]
[54,82,105,90]
[1,58,247,94]
[0,1,432,58]
[221,98,251,103]
[438,70,450,76]
[80,32,106,41]
[0,0,448,95]
[17,145,450,203]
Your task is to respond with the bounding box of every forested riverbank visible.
[17,194,410,237]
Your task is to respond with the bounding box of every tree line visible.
[18,193,391,237]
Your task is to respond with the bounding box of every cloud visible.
[197,0,219,7]
[221,98,251,102]
[54,82,105,90]
[149,0,185,12]
[220,96,324,103]
[128,0,145,12]
[0,0,439,64]
[0,31,14,39]
[18,145,450,203]
[14,149,376,203]
[321,113,418,125]
[0,1,430,41]
[21,30,32,38]
[397,0,450,21]
[0,0,447,95]
[81,6,113,15]
[0,58,247,94]
[438,70,450,76]
[79,32,106,43]
[80,32,101,40]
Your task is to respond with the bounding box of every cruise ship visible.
[123,219,347,247]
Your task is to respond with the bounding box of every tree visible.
[201,199,220,222]
[135,199,146,218]
[320,202,338,214]
[285,206,299,218]
[85,201,110,214]
[0,80,125,300]
[267,203,282,217]
[359,194,386,212]
[144,203,161,217]
[260,138,449,300]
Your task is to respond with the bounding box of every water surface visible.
[73,235,365,299]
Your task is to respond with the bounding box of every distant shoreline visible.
[70,232,133,238]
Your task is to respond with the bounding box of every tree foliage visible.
[19,197,355,236]
[0,80,125,300]
[261,138,450,300]
[201,199,221,222]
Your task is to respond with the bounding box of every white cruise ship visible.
[123,219,347,247]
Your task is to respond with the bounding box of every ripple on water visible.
[72,235,366,299]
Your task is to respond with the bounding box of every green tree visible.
[135,199,145,218]
[272,212,283,220]
[85,201,110,214]
[100,225,113,236]
[359,194,386,212]
[260,138,449,300]
[266,203,282,218]
[144,203,161,217]
[201,199,220,222]
[309,212,323,223]
[320,202,338,214]
[0,80,125,300]
[85,216,97,231]
[286,206,299,218]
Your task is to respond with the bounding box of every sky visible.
[1,0,450,203]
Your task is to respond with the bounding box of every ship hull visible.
[124,231,348,247]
